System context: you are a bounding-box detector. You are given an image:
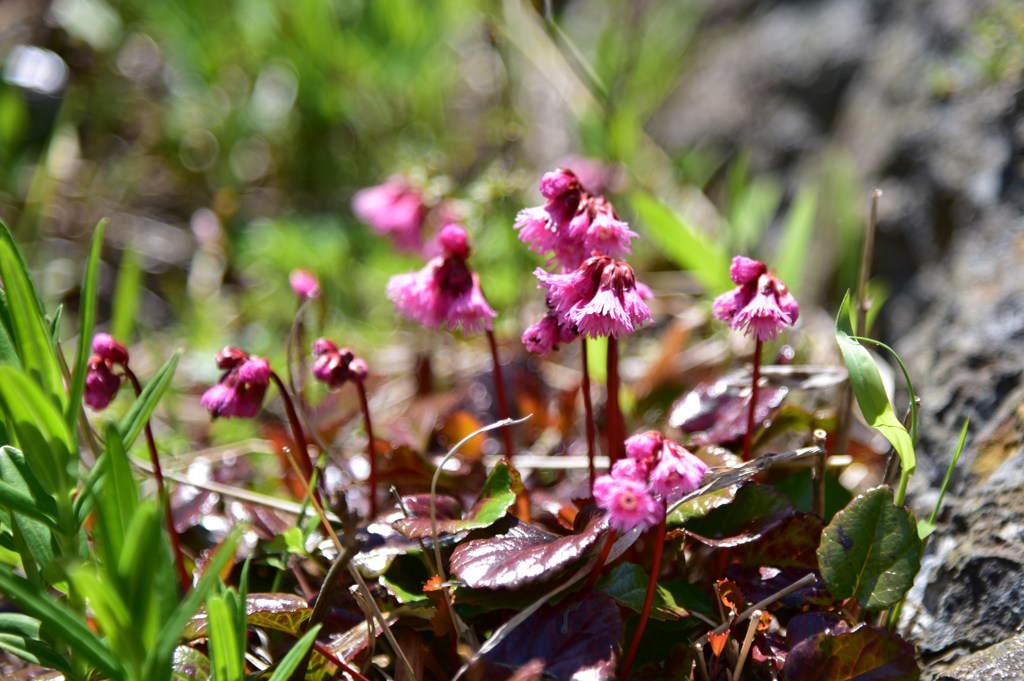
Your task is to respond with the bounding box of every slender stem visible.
[742,338,764,461]
[812,428,828,518]
[606,336,623,463]
[732,609,761,680]
[355,381,378,518]
[580,339,597,486]
[485,329,515,459]
[123,367,191,592]
[582,529,616,594]
[290,544,357,681]
[269,371,316,494]
[311,641,371,681]
[619,507,666,681]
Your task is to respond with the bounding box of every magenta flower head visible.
[289,269,320,301]
[593,470,662,533]
[648,439,707,502]
[84,333,130,411]
[713,256,799,341]
[515,168,638,271]
[535,255,652,339]
[200,347,271,419]
[625,430,663,463]
[521,312,577,355]
[386,224,497,335]
[352,178,428,253]
[311,338,367,389]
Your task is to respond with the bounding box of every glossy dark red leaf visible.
[681,483,794,547]
[733,512,824,569]
[669,376,788,446]
[392,462,516,539]
[725,565,833,610]
[450,513,608,590]
[785,612,851,648]
[479,591,621,681]
[783,625,920,681]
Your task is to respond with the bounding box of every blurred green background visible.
[0,0,876,365]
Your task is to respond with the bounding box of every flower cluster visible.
[352,178,428,253]
[386,223,496,335]
[593,431,707,532]
[535,254,652,339]
[311,338,368,389]
[712,256,799,341]
[84,333,130,410]
[200,347,272,419]
[521,312,577,355]
[514,168,637,271]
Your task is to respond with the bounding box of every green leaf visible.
[835,292,915,503]
[144,530,241,681]
[920,418,969,540]
[0,368,76,529]
[120,351,179,451]
[597,563,710,621]
[0,613,71,673]
[0,229,64,409]
[172,645,211,681]
[774,182,818,298]
[206,594,243,681]
[267,624,322,681]
[817,487,921,610]
[70,567,139,672]
[0,568,123,678]
[629,191,731,294]
[118,502,177,653]
[184,593,312,640]
[93,423,139,571]
[393,461,516,538]
[666,486,737,527]
[65,219,106,430]
[0,446,60,528]
[0,289,20,369]
[111,243,142,342]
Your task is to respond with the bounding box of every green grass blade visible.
[66,220,107,430]
[774,182,818,298]
[0,613,72,673]
[267,624,322,681]
[0,569,123,678]
[919,418,969,539]
[206,595,243,681]
[629,191,731,294]
[0,446,60,528]
[93,423,139,569]
[0,221,45,318]
[144,530,241,681]
[119,351,180,451]
[112,244,142,343]
[0,235,65,410]
[0,290,20,369]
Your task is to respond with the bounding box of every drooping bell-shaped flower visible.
[712,256,799,342]
[200,347,271,419]
[311,338,368,389]
[521,312,578,355]
[352,178,428,253]
[535,255,652,339]
[84,333,130,411]
[386,224,497,335]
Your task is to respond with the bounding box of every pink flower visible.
[713,256,799,341]
[84,356,121,410]
[649,440,707,502]
[515,169,638,271]
[625,431,663,463]
[386,224,496,335]
[610,457,649,483]
[352,179,428,253]
[200,347,271,419]
[311,338,367,389]
[92,333,129,364]
[84,333,130,411]
[289,269,320,300]
[514,168,584,261]
[536,255,652,339]
[593,473,662,532]
[521,313,577,355]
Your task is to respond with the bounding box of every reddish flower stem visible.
[269,371,318,502]
[606,336,624,463]
[742,338,764,461]
[580,340,597,486]
[582,529,616,594]
[485,329,515,459]
[123,367,191,593]
[311,641,371,681]
[619,505,667,681]
[355,381,378,518]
